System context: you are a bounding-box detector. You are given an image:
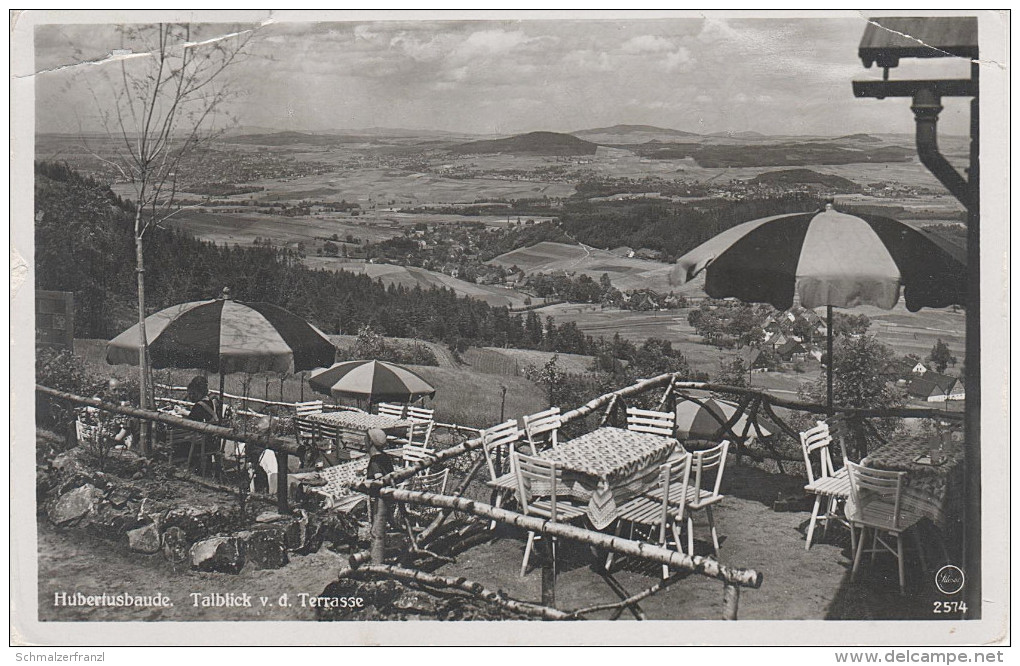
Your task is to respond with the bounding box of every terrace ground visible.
[36,456,951,622]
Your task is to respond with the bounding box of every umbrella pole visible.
[826,305,834,414]
[219,371,226,421]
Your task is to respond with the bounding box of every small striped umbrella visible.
[107,298,336,375]
[308,360,436,404]
[675,397,771,442]
[672,204,967,409]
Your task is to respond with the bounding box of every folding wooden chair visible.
[523,407,562,452]
[400,423,437,467]
[377,402,406,419]
[801,421,854,550]
[405,468,451,527]
[480,419,521,529]
[846,461,926,594]
[166,427,222,478]
[683,441,729,556]
[626,407,676,437]
[608,452,692,578]
[512,451,585,577]
[294,400,324,417]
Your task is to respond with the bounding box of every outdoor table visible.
[861,431,965,551]
[537,427,680,530]
[290,457,371,510]
[306,410,412,452]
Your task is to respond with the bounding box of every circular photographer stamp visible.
[935,565,965,595]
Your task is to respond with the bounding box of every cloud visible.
[621,34,675,54]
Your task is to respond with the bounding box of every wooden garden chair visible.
[800,421,855,550]
[404,468,450,527]
[480,419,521,529]
[523,407,563,452]
[400,423,437,467]
[682,441,730,557]
[626,407,676,437]
[166,427,222,478]
[512,450,585,577]
[377,402,406,419]
[846,461,926,594]
[294,400,324,417]
[607,451,692,578]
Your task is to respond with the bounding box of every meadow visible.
[488,241,707,295]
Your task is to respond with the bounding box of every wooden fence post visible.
[723,582,740,620]
[541,537,556,608]
[275,450,290,514]
[370,494,389,564]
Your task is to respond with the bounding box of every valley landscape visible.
[25,14,993,636]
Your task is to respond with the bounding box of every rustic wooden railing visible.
[38,374,960,621]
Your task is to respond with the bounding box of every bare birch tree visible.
[77,22,259,446]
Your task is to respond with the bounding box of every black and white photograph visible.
[10,9,1009,647]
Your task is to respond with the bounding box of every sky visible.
[32,13,973,137]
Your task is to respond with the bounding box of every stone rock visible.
[255,511,288,524]
[48,484,103,527]
[244,529,289,569]
[189,536,246,574]
[162,526,190,565]
[84,503,143,539]
[127,523,162,554]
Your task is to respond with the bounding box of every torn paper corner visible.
[11,246,28,301]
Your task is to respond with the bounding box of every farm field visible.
[489,241,709,295]
[243,168,575,206]
[461,346,598,377]
[169,210,401,248]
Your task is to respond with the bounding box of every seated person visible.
[186,375,220,423]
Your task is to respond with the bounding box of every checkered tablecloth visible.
[308,410,411,432]
[862,432,965,534]
[292,457,371,510]
[537,427,678,529]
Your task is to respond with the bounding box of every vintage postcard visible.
[10,9,1009,647]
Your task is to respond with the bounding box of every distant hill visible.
[836,133,883,143]
[572,124,701,143]
[708,130,768,140]
[451,131,599,156]
[749,169,863,193]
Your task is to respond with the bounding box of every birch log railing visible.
[39,373,961,621]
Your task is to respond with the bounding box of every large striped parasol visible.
[675,397,771,442]
[308,360,436,403]
[672,205,966,410]
[672,205,966,312]
[106,298,336,374]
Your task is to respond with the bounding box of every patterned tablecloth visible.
[306,410,412,451]
[537,427,679,530]
[290,457,371,508]
[308,410,411,432]
[862,432,965,535]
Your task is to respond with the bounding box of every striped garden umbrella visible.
[308,360,436,404]
[107,298,337,375]
[675,396,771,442]
[672,204,966,409]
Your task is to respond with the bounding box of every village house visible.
[776,338,809,362]
[906,372,960,403]
[741,347,772,373]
